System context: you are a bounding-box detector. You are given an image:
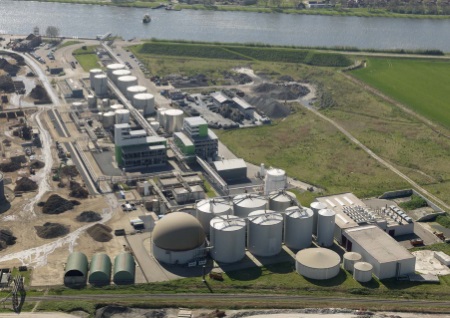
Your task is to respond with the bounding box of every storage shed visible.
[88,253,112,286]
[113,253,135,285]
[213,159,247,183]
[64,252,88,287]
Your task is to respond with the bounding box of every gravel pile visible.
[14,177,38,192]
[246,96,290,118]
[87,224,113,242]
[76,211,102,223]
[42,194,74,214]
[35,222,69,239]
[30,160,45,169]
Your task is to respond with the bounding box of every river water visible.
[1,0,450,50]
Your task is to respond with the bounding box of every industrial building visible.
[231,97,255,119]
[113,253,135,285]
[212,158,247,183]
[211,91,231,110]
[64,252,88,287]
[60,78,84,99]
[88,253,112,286]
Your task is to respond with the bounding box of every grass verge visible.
[72,45,100,71]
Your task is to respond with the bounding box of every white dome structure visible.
[295,248,341,280]
[126,85,147,99]
[106,63,126,77]
[134,93,155,116]
[152,212,206,264]
[264,168,287,195]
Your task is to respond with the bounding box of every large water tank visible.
[102,111,116,128]
[110,104,124,112]
[210,215,246,263]
[164,109,184,134]
[295,248,341,280]
[317,209,336,247]
[126,85,147,100]
[93,74,108,97]
[310,201,327,235]
[196,199,233,234]
[0,172,5,202]
[264,168,286,195]
[89,68,103,89]
[157,108,168,127]
[268,190,298,212]
[150,121,160,131]
[87,94,97,109]
[133,93,155,116]
[247,210,283,257]
[106,63,126,77]
[115,109,130,124]
[284,206,313,250]
[353,262,373,282]
[111,69,131,83]
[117,75,138,94]
[233,194,267,218]
[343,252,362,272]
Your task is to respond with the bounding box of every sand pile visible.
[42,194,74,214]
[35,222,69,239]
[76,211,102,223]
[87,224,113,242]
[14,177,38,192]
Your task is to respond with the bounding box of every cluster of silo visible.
[247,210,283,257]
[106,63,126,77]
[115,109,130,124]
[102,111,116,128]
[134,93,155,116]
[284,206,313,250]
[233,194,267,218]
[89,68,103,89]
[117,76,138,94]
[111,69,131,83]
[268,190,297,212]
[310,201,327,235]
[164,109,184,134]
[317,209,336,247]
[127,85,147,99]
[264,168,287,195]
[295,248,341,280]
[196,199,233,234]
[210,215,246,263]
[343,252,362,272]
[93,73,108,97]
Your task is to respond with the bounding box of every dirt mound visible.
[30,84,50,102]
[246,96,291,118]
[0,161,21,172]
[35,222,69,239]
[95,305,131,318]
[69,181,89,199]
[76,211,102,223]
[62,165,79,177]
[42,194,74,214]
[14,177,38,192]
[0,75,14,93]
[0,229,17,248]
[30,160,45,169]
[252,82,278,93]
[87,224,113,242]
[278,75,294,82]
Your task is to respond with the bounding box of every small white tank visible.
[247,210,283,257]
[126,85,147,99]
[115,109,130,124]
[117,76,138,94]
[102,98,110,108]
[111,69,131,83]
[150,121,160,131]
[110,104,124,112]
[310,201,327,235]
[89,68,103,89]
[102,111,116,128]
[94,74,108,97]
[164,109,184,134]
[353,262,373,282]
[143,181,150,196]
[284,206,313,250]
[106,63,126,77]
[156,108,168,127]
[268,190,298,212]
[343,252,362,272]
[317,209,336,247]
[87,94,97,108]
[264,168,286,195]
[133,93,155,116]
[72,102,83,111]
[210,215,246,263]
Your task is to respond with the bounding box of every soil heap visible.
[42,194,74,214]
[0,229,17,250]
[14,177,38,192]
[35,222,69,239]
[87,224,113,242]
[76,211,102,223]
[69,181,89,199]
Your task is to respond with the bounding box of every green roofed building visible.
[113,252,135,285]
[64,252,88,287]
[88,253,112,286]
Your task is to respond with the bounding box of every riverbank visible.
[16,0,450,19]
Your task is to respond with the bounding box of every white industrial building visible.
[342,225,416,279]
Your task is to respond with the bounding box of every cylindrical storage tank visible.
[157,107,168,127]
[113,252,135,285]
[196,199,233,234]
[110,103,124,112]
[88,253,111,286]
[317,209,336,247]
[264,168,286,195]
[295,248,341,280]
[89,68,103,89]
[106,63,126,77]
[93,74,108,97]
[102,111,116,128]
[310,201,327,235]
[115,109,130,124]
[150,121,160,131]
[210,215,246,263]
[87,94,97,109]
[97,112,103,121]
[143,181,150,196]
[353,262,373,283]
[284,206,313,250]
[117,75,138,94]
[102,98,110,108]
[0,172,5,202]
[126,85,147,100]
[269,190,298,212]
[164,109,184,134]
[72,102,83,111]
[133,93,155,116]
[247,210,283,257]
[111,69,131,83]
[343,252,362,272]
[233,194,267,218]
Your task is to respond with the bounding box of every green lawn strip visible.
[58,40,82,49]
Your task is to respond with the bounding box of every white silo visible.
[126,85,147,100]
[164,109,184,134]
[295,248,341,280]
[102,98,110,108]
[343,252,362,272]
[106,63,126,77]
[115,109,130,124]
[72,102,83,112]
[157,108,168,127]
[111,69,131,83]
[310,201,327,235]
[210,215,246,263]
[264,168,287,195]
[87,94,97,109]
[317,209,336,247]
[89,68,103,89]
[102,111,116,129]
[284,206,313,250]
[247,210,283,257]
[133,93,155,116]
[268,190,298,212]
[97,112,103,121]
[150,121,160,131]
[233,194,267,218]
[353,262,373,282]
[94,74,108,97]
[196,199,233,234]
[117,76,138,94]
[110,104,124,112]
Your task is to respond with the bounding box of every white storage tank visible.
[164,109,184,134]
[269,190,298,212]
[310,201,327,235]
[353,262,373,283]
[284,206,313,250]
[106,63,126,77]
[150,121,160,131]
[196,199,233,234]
[115,109,130,124]
[295,248,341,280]
[157,108,168,127]
[72,102,83,111]
[247,210,283,257]
[264,168,287,195]
[89,68,103,89]
[343,252,362,272]
[317,209,336,247]
[102,98,110,108]
[87,94,97,109]
[102,111,116,128]
[126,85,147,100]
[233,194,267,218]
[117,75,138,94]
[97,112,103,121]
[210,215,246,263]
[110,104,124,112]
[133,93,155,116]
[94,74,108,97]
[112,69,131,83]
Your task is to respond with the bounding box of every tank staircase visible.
[0,275,25,313]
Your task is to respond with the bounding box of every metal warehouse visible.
[64,252,88,287]
[343,226,416,279]
[212,158,247,183]
[88,253,112,286]
[113,253,135,285]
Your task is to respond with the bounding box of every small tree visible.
[46,26,60,39]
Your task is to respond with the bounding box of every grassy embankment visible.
[58,40,82,49]
[72,45,100,71]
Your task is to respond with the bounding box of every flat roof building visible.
[232,97,255,119]
[213,158,247,183]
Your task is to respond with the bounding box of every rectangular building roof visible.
[213,158,247,172]
[115,123,130,129]
[174,132,194,147]
[232,97,255,110]
[344,226,415,263]
[184,116,207,127]
[316,193,362,229]
[211,92,229,104]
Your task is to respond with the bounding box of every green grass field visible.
[72,45,100,71]
[352,58,450,130]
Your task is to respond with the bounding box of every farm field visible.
[351,58,450,130]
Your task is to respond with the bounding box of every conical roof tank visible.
[268,190,298,212]
[233,194,267,218]
[247,210,283,257]
[284,206,313,250]
[210,215,246,263]
[196,199,233,234]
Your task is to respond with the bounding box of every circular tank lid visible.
[134,93,155,100]
[310,201,328,210]
[197,199,231,214]
[295,248,341,269]
[233,194,267,208]
[94,74,107,79]
[110,104,124,109]
[90,68,102,72]
[318,209,335,217]
[269,190,296,203]
[165,109,184,116]
[118,75,137,82]
[343,252,362,261]
[72,102,82,106]
[354,261,373,271]
[112,69,131,76]
[266,168,285,176]
[152,212,205,251]
[103,111,115,116]
[127,85,147,92]
[107,63,125,70]
[285,206,313,219]
[88,94,95,98]
[115,109,130,114]
[248,210,283,225]
[210,215,246,231]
